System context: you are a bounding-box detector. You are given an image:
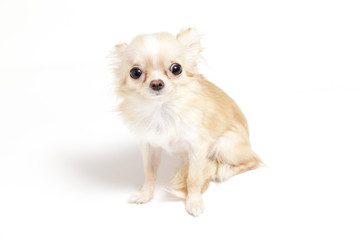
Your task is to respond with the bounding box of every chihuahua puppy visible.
[112,28,261,217]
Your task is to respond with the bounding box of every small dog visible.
[112,28,261,216]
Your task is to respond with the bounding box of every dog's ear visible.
[176,28,202,55]
[114,43,128,57]
[111,42,128,69]
[110,43,129,88]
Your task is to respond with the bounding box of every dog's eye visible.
[170,63,182,75]
[130,67,142,79]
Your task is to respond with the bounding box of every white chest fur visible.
[123,97,198,153]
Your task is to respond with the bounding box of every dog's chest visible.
[129,101,196,152]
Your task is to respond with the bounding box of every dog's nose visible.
[150,80,165,91]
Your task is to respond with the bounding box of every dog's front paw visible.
[185,195,204,217]
[128,192,153,204]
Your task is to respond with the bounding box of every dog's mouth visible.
[150,89,164,96]
[146,86,171,98]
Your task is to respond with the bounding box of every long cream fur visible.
[112,28,262,217]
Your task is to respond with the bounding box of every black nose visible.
[150,80,165,91]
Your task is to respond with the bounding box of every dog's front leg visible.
[128,143,162,204]
[185,149,207,217]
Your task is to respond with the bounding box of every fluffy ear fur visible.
[110,42,128,66]
[114,43,128,57]
[111,43,128,90]
[176,28,202,55]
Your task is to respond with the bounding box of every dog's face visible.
[112,28,202,99]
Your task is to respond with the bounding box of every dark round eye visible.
[130,67,142,79]
[170,63,182,75]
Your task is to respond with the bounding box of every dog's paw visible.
[128,192,152,204]
[185,196,204,217]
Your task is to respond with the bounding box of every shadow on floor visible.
[57,142,181,195]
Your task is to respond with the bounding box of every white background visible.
[0,0,359,239]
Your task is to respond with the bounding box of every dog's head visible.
[112,28,202,99]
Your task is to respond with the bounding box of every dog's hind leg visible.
[214,147,261,182]
[209,130,262,182]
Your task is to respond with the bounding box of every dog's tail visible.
[167,160,217,199]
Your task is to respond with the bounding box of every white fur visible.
[122,93,201,154]
[144,35,160,59]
